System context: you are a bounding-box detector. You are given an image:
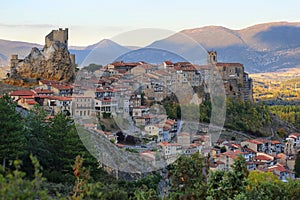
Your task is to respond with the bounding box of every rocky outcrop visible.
[8,28,75,83]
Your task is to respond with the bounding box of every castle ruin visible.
[8,28,75,83]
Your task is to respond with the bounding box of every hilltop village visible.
[2,28,299,181]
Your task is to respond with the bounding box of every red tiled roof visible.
[51,84,73,90]
[159,141,181,147]
[95,88,114,92]
[289,133,300,138]
[255,155,273,161]
[21,95,35,99]
[164,61,173,65]
[111,61,142,67]
[10,90,35,96]
[216,62,243,67]
[244,139,264,145]
[268,163,286,173]
[270,140,282,145]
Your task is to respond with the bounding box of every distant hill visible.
[1,22,300,72]
[0,39,42,66]
[79,39,131,67]
[115,47,188,64]
[164,21,300,72]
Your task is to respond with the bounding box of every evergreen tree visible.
[0,94,26,171]
[24,105,51,176]
[46,113,99,183]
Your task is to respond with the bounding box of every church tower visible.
[207,51,217,65]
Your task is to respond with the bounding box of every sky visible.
[0,0,299,46]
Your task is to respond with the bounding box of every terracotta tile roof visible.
[51,84,73,90]
[164,61,173,65]
[244,139,264,145]
[111,61,142,67]
[255,155,274,161]
[158,141,181,147]
[95,88,115,92]
[173,65,196,71]
[289,133,300,138]
[216,62,243,67]
[21,95,35,99]
[270,140,282,145]
[268,163,286,173]
[10,90,35,96]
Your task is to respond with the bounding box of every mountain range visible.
[1,21,300,73]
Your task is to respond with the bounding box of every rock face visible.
[9,28,75,83]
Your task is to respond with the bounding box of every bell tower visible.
[207,51,217,65]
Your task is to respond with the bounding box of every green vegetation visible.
[268,105,300,128]
[163,96,272,136]
[102,112,111,118]
[296,151,300,178]
[0,94,26,171]
[168,152,207,199]
[225,98,271,136]
[1,140,300,199]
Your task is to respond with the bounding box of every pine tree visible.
[0,94,26,171]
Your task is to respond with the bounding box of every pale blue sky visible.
[0,0,299,46]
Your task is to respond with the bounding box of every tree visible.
[45,113,100,184]
[207,155,248,199]
[0,94,26,171]
[295,151,300,178]
[0,155,51,199]
[24,105,51,176]
[169,152,207,199]
[241,171,284,200]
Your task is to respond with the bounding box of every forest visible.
[268,105,300,129]
[163,97,272,137]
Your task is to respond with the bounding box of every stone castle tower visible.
[45,28,68,48]
[8,28,76,83]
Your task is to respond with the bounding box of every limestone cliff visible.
[8,28,75,83]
